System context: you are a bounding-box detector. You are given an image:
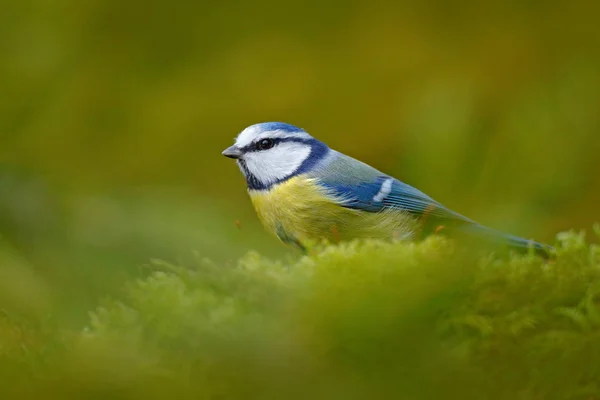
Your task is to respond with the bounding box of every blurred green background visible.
[1,0,599,324]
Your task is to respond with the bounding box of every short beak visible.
[222,145,242,159]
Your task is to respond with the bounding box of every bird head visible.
[222,122,329,190]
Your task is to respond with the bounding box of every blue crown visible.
[253,122,305,134]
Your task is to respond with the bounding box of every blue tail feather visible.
[455,223,552,258]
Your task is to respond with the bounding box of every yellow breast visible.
[248,176,418,247]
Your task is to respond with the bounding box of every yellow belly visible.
[248,175,418,247]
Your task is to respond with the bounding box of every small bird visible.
[222,122,551,257]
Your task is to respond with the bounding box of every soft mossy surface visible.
[3,229,600,399]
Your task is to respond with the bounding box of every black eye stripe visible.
[240,137,312,153]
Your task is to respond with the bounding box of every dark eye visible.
[256,138,274,151]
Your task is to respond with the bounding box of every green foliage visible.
[4,230,600,399]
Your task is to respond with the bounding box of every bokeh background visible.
[1,0,599,336]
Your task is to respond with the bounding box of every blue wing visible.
[310,151,472,223]
[307,151,551,257]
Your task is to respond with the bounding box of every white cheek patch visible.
[243,142,311,186]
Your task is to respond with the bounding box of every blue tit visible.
[222,122,551,257]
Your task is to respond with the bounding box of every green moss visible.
[3,230,600,399]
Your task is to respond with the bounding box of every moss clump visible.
[4,229,600,399]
